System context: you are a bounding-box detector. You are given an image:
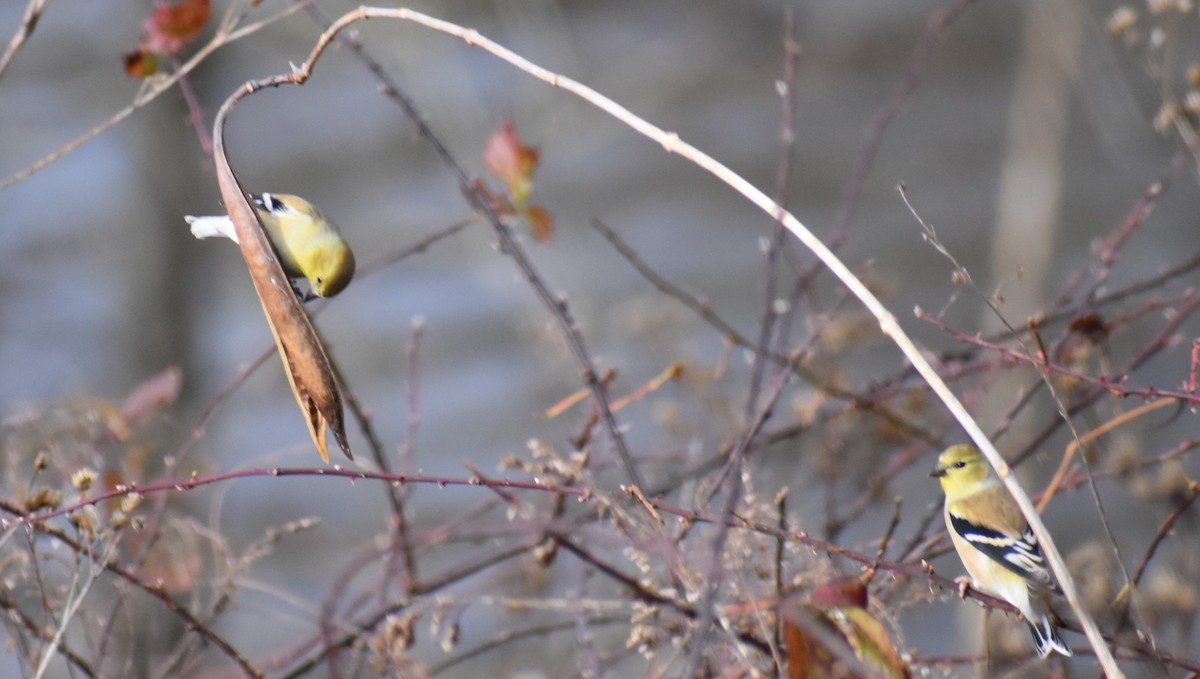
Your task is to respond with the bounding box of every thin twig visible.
[0,0,51,82]
[0,1,308,192]
[33,540,113,679]
[827,0,983,249]
[278,542,539,678]
[0,590,96,678]
[0,502,261,677]
[1037,399,1175,513]
[428,617,626,676]
[906,183,1167,670]
[746,5,801,418]
[346,6,1116,667]
[297,3,644,490]
[590,216,941,447]
[685,360,796,674]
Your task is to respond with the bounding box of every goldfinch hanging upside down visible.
[186,193,355,299]
[931,444,1073,658]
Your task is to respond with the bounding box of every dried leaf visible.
[781,606,840,679]
[782,617,815,679]
[784,578,909,679]
[212,126,351,464]
[808,576,867,609]
[823,608,908,679]
[123,366,183,427]
[524,205,555,244]
[122,49,158,78]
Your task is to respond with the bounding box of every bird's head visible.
[931,444,993,494]
[310,242,356,297]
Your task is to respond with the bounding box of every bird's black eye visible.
[953,461,967,469]
[255,193,285,213]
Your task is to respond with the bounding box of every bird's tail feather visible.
[1028,614,1072,658]
[186,215,240,244]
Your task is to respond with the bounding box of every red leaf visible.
[483,121,539,207]
[141,0,211,56]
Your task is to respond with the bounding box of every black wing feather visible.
[949,513,1053,586]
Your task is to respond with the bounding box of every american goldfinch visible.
[931,444,1072,658]
[186,193,355,298]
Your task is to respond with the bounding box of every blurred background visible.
[2,0,1199,676]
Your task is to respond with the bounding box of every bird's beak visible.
[930,467,946,478]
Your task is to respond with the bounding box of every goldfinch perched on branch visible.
[186,193,355,299]
[931,444,1072,658]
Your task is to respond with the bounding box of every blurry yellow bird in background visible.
[932,444,1073,658]
[187,193,355,299]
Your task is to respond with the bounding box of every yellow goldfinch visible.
[186,193,355,298]
[931,444,1072,658]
